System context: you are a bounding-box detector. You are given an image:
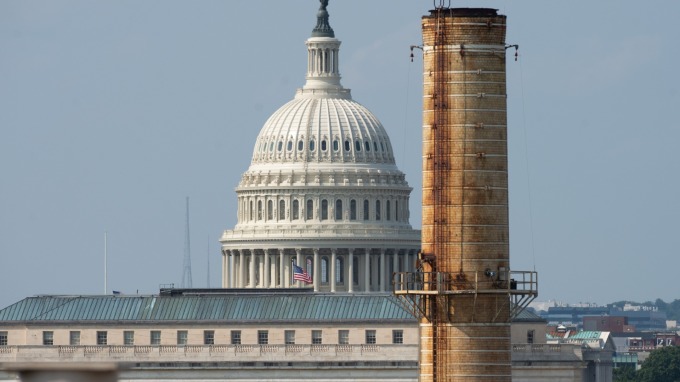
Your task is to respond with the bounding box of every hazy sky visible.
[1,1,678,309]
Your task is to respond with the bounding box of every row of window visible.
[258,137,389,155]
[10,330,404,347]
[243,198,404,222]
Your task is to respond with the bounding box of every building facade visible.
[0,292,419,382]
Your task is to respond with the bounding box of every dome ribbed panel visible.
[250,97,395,166]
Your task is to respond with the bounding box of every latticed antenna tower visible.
[182,196,193,288]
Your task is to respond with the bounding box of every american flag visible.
[292,262,312,284]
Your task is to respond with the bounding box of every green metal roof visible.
[568,331,604,340]
[513,309,547,323]
[0,293,415,323]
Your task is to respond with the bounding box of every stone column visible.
[295,248,303,288]
[221,250,227,288]
[227,250,234,288]
[330,248,337,293]
[392,248,399,291]
[380,248,386,292]
[348,248,354,293]
[364,248,371,292]
[239,250,245,288]
[313,249,320,292]
[264,249,270,289]
[249,249,256,288]
[279,248,285,287]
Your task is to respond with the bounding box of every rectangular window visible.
[392,330,403,344]
[177,331,188,345]
[285,330,295,345]
[365,330,376,345]
[150,330,161,345]
[97,331,108,345]
[231,330,241,345]
[69,331,80,346]
[204,330,215,345]
[42,331,54,346]
[258,330,269,345]
[0,331,8,346]
[124,331,134,345]
[338,330,349,345]
[312,330,322,345]
[527,330,535,344]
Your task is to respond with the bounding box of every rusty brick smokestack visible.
[395,7,537,382]
[421,8,512,381]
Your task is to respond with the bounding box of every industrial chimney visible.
[395,7,538,382]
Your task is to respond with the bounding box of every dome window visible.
[335,257,344,283]
[374,142,378,151]
[298,140,304,151]
[310,139,316,151]
[292,200,299,220]
[321,199,328,220]
[395,200,399,221]
[278,141,283,152]
[386,200,391,221]
[335,199,343,220]
[365,141,370,152]
[279,200,286,220]
[363,200,369,220]
[375,200,381,221]
[333,140,339,151]
[344,140,351,152]
[321,139,327,151]
[267,200,274,220]
[287,141,293,151]
[380,142,385,151]
[306,200,314,220]
[269,142,274,152]
[350,200,357,220]
[355,140,361,152]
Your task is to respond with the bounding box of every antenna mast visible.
[104,231,108,294]
[182,197,193,288]
[206,235,211,288]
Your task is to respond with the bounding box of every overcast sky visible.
[1,1,678,309]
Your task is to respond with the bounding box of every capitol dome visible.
[220,0,420,293]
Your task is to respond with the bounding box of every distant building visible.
[540,305,667,331]
[512,310,614,382]
[583,316,633,332]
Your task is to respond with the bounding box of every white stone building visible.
[219,0,420,293]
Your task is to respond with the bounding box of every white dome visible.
[250,97,396,168]
[220,1,419,294]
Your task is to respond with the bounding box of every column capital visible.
[313,248,320,256]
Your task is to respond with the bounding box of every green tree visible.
[637,346,680,382]
[613,365,637,382]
